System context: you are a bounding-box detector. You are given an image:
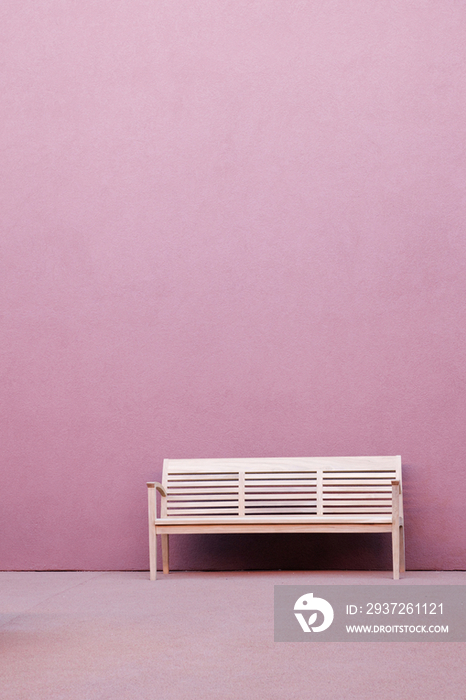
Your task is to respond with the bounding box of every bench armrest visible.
[147,482,166,498]
[147,482,167,524]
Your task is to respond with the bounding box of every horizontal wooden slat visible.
[323,494,390,499]
[245,508,318,514]
[245,486,317,498]
[157,512,394,522]
[166,508,239,515]
[323,486,391,492]
[245,499,317,506]
[167,494,239,501]
[156,512,393,522]
[322,472,395,481]
[166,480,239,488]
[165,456,400,472]
[323,493,391,498]
[323,499,391,506]
[167,474,239,481]
[167,487,238,494]
[156,524,393,536]
[245,494,316,501]
[245,471,317,475]
[323,472,396,479]
[245,472,317,477]
[245,479,317,487]
[322,479,395,486]
[245,469,318,472]
[323,507,392,513]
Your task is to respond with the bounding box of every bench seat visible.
[148,456,405,580]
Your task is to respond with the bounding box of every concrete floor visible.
[1,570,466,700]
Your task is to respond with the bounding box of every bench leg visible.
[148,485,157,581]
[391,481,400,580]
[400,524,406,573]
[162,534,169,574]
[392,527,400,580]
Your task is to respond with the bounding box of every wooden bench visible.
[147,456,405,580]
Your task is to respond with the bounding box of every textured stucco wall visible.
[1,1,466,571]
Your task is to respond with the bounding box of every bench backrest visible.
[160,456,402,519]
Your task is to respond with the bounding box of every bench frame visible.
[147,456,405,580]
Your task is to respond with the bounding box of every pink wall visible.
[1,1,466,572]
